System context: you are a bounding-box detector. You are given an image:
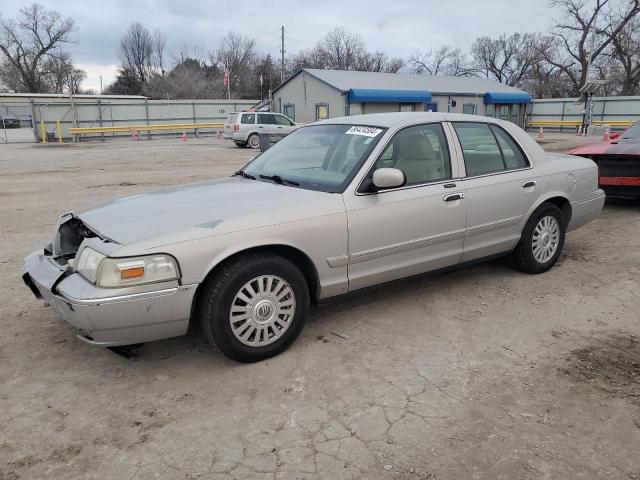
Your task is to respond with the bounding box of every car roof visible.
[313,112,508,128]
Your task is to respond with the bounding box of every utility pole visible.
[280,26,285,84]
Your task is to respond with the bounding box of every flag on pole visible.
[223,69,230,87]
[259,73,263,87]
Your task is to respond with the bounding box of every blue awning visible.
[347,88,432,103]
[484,92,532,104]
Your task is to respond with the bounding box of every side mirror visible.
[609,132,620,140]
[372,168,406,190]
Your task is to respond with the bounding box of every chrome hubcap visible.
[532,215,560,263]
[229,275,296,347]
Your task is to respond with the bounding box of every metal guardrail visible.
[69,122,224,136]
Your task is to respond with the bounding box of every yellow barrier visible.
[69,122,224,136]
[529,120,634,127]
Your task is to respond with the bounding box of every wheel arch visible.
[523,192,572,229]
[190,244,321,329]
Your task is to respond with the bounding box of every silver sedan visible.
[23,113,605,362]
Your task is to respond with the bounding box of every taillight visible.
[233,125,239,132]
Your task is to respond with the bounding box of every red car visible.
[570,122,640,199]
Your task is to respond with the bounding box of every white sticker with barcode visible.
[345,126,383,137]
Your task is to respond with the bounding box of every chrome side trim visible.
[349,229,466,264]
[326,255,349,268]
[467,215,522,235]
[59,287,181,306]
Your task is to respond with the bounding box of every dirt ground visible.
[0,133,638,480]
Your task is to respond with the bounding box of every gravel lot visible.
[1,134,638,480]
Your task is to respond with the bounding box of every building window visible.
[399,104,415,112]
[315,103,329,121]
[425,102,438,112]
[283,104,295,121]
[462,103,476,115]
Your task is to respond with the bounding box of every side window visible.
[377,123,451,186]
[453,122,529,176]
[274,114,292,126]
[489,125,528,169]
[452,122,505,176]
[258,113,275,125]
[315,104,329,121]
[241,113,255,124]
[462,103,476,115]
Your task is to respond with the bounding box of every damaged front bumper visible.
[22,249,197,347]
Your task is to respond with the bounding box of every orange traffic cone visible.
[130,129,138,141]
[602,125,610,141]
[538,126,544,139]
[181,132,188,142]
[576,125,581,136]
[216,129,221,139]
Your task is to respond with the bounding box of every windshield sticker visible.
[345,126,383,137]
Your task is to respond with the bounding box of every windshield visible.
[243,124,386,192]
[621,122,640,139]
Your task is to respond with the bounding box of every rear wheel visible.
[198,252,309,362]
[247,133,260,149]
[512,203,566,274]
[234,141,247,148]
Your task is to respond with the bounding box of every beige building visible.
[272,69,532,127]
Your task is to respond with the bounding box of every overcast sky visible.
[0,0,558,91]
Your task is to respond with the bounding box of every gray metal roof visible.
[299,68,528,96]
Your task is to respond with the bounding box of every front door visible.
[344,122,467,291]
[449,121,540,261]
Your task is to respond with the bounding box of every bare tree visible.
[316,27,366,70]
[211,31,256,95]
[470,33,550,86]
[410,45,462,76]
[152,30,167,77]
[119,22,153,85]
[608,15,640,94]
[356,50,404,73]
[0,3,74,92]
[548,0,640,93]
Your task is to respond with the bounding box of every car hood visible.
[76,177,341,246]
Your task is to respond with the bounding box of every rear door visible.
[448,121,540,261]
[257,113,277,136]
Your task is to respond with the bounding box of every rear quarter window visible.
[227,113,238,123]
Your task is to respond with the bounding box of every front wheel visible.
[198,253,309,362]
[512,203,566,274]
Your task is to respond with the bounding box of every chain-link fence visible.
[0,100,34,144]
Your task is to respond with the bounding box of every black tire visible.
[198,252,309,362]
[247,133,260,149]
[512,202,566,274]
[234,141,247,148]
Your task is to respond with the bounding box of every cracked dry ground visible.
[1,138,639,480]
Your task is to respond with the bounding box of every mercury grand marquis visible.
[23,113,605,362]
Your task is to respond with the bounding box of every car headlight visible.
[75,247,106,284]
[75,247,179,287]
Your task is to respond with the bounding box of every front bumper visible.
[22,250,197,347]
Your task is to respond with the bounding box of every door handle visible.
[522,180,536,188]
[443,192,465,202]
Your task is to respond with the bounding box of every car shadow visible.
[92,256,515,367]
